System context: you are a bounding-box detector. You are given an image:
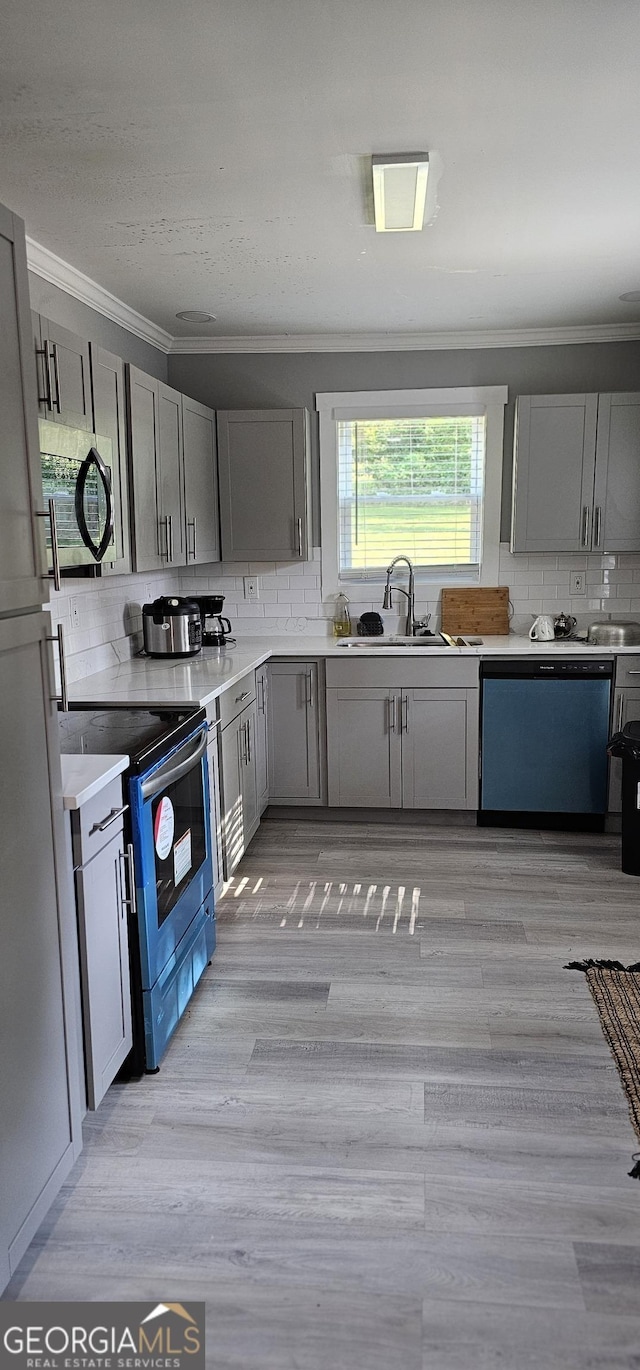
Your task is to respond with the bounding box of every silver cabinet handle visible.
[167,513,174,563]
[187,516,197,561]
[159,514,169,560]
[46,622,68,711]
[402,695,409,733]
[240,719,248,765]
[388,695,396,733]
[51,342,62,414]
[36,340,54,410]
[119,843,137,916]
[235,690,250,703]
[207,719,217,733]
[626,670,640,675]
[617,694,624,731]
[582,505,591,548]
[594,505,602,548]
[90,804,128,835]
[296,516,303,557]
[308,669,315,710]
[246,716,252,763]
[36,497,61,590]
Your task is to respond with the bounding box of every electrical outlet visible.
[145,583,153,603]
[70,597,80,628]
[570,572,586,595]
[243,576,259,601]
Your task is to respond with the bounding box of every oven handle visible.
[140,727,208,801]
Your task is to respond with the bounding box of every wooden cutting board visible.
[441,586,510,636]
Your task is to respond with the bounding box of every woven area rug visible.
[566,959,640,1179]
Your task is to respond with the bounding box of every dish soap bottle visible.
[332,592,352,638]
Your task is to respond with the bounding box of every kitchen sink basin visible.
[338,635,457,649]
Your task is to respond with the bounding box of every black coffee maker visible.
[191,595,235,646]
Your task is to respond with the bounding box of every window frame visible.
[316,385,508,601]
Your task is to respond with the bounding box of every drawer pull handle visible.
[235,690,250,702]
[90,804,128,835]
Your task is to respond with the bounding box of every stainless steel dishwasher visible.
[479,658,613,830]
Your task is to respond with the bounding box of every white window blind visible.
[337,414,486,580]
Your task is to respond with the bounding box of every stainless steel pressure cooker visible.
[142,596,202,657]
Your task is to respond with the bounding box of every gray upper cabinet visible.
[511,394,598,553]
[268,660,324,804]
[511,391,640,554]
[128,366,219,573]
[0,612,83,1289]
[89,344,131,576]
[127,365,163,571]
[182,394,220,565]
[34,315,92,431]
[157,381,185,567]
[0,205,47,615]
[593,394,640,553]
[217,408,311,562]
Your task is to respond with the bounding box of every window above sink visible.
[316,385,507,606]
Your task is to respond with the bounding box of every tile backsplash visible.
[50,542,640,684]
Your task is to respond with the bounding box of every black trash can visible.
[608,721,640,875]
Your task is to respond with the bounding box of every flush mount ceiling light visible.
[619,291,640,303]
[175,310,216,322]
[371,153,429,232]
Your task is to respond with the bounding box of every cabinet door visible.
[220,715,245,876]
[158,382,185,567]
[593,393,640,553]
[217,408,310,561]
[182,395,220,565]
[402,688,479,810]
[0,612,83,1288]
[268,661,322,803]
[326,686,402,808]
[255,665,270,813]
[608,686,640,814]
[206,725,224,900]
[511,394,598,553]
[126,365,163,572]
[90,344,131,576]
[0,208,47,615]
[39,318,92,431]
[75,826,132,1110]
[242,703,259,844]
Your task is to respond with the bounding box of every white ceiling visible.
[2,0,640,345]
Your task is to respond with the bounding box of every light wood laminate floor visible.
[7,819,640,1369]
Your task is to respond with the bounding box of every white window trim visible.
[316,385,508,602]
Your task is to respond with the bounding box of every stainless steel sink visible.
[337,635,453,649]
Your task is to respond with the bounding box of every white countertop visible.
[60,753,129,809]
[67,633,640,709]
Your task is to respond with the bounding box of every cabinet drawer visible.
[218,671,257,729]
[325,656,479,690]
[615,655,640,686]
[71,776,126,868]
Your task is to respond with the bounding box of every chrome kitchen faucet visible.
[382,555,422,636]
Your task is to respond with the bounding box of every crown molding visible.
[169,322,640,354]
[23,237,640,356]
[26,238,173,354]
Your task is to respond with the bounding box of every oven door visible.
[129,721,214,989]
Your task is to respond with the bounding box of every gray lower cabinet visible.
[325,658,479,810]
[217,409,311,562]
[0,206,47,616]
[219,676,259,875]
[608,657,640,813]
[0,611,83,1291]
[267,660,324,804]
[255,664,270,813]
[205,711,224,902]
[71,788,132,1110]
[512,391,640,554]
[33,314,93,431]
[89,343,132,576]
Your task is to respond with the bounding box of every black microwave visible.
[39,419,120,572]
